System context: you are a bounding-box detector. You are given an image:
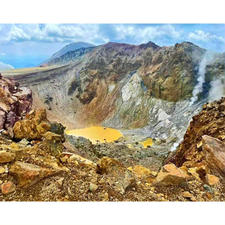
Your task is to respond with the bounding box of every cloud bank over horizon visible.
[0,24,224,68]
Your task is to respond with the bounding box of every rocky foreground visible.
[0,75,225,201]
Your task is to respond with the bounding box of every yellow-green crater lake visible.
[65,126,123,144]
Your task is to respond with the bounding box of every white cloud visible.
[0,61,14,71]
[1,24,182,46]
[188,30,225,43]
[0,24,109,44]
[7,25,31,41]
[114,24,181,43]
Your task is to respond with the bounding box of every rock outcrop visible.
[0,73,32,132]
[13,109,51,140]
[167,97,225,181]
[10,161,62,188]
[97,157,136,194]
[202,135,225,177]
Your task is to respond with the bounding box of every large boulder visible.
[153,163,190,186]
[0,74,32,131]
[202,135,225,177]
[13,109,51,140]
[9,161,61,188]
[127,165,157,183]
[50,122,66,135]
[0,151,16,163]
[97,157,135,194]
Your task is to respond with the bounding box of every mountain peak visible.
[139,41,160,49]
[104,42,134,48]
[42,42,95,66]
[50,42,95,59]
[175,41,203,49]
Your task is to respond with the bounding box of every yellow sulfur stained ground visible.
[65,126,123,144]
[140,138,153,148]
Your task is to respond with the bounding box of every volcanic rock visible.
[128,165,156,183]
[50,122,65,135]
[97,157,135,194]
[89,183,98,192]
[9,161,60,188]
[97,156,125,175]
[0,74,32,131]
[0,166,5,174]
[153,163,190,186]
[202,135,225,177]
[1,181,16,194]
[66,153,96,169]
[13,109,51,140]
[0,151,16,163]
[182,191,196,201]
[167,98,225,176]
[206,174,220,186]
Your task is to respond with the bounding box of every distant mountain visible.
[50,42,95,59]
[42,42,95,66]
[43,47,95,66]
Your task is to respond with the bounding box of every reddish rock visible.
[202,135,225,177]
[0,110,6,130]
[5,111,18,130]
[0,75,32,131]
[1,181,16,194]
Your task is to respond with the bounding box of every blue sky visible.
[0,24,224,69]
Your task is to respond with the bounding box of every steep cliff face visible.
[167,98,225,168]
[5,41,225,148]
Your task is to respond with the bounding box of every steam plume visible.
[190,51,214,105]
[208,77,225,102]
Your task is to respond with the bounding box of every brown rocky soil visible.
[0,111,224,201]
